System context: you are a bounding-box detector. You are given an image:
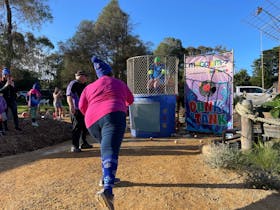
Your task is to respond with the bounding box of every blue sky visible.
[29,0,279,75]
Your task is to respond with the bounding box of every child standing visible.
[53,87,63,120]
[0,93,7,135]
[27,82,41,127]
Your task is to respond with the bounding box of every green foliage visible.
[233,69,251,89]
[17,105,29,113]
[262,95,280,118]
[94,0,148,81]
[17,105,55,114]
[251,46,279,89]
[13,69,40,90]
[204,140,280,190]
[0,0,53,68]
[245,141,280,173]
[243,141,280,190]
[60,0,149,83]
[154,37,184,56]
[0,0,53,29]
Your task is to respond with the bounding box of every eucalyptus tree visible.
[60,0,149,83]
[19,32,54,79]
[233,69,251,88]
[154,37,185,58]
[59,20,98,85]
[93,0,149,81]
[251,46,279,88]
[0,0,52,68]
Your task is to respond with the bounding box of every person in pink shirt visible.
[26,82,41,127]
[79,56,134,210]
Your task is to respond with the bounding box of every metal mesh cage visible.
[127,55,178,95]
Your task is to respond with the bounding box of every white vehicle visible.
[234,86,276,106]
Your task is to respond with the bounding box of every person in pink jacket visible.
[79,56,134,210]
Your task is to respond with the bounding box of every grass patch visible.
[17,105,29,113]
[17,105,55,114]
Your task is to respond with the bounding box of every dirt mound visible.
[0,117,72,157]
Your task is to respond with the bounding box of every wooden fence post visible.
[241,100,253,151]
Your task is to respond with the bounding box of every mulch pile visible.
[0,117,72,157]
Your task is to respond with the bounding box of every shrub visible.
[203,143,244,170]
[262,95,280,119]
[242,141,280,190]
[245,141,280,173]
[204,140,280,190]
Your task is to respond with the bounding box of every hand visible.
[69,105,75,114]
[6,78,14,86]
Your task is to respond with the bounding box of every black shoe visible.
[96,189,114,210]
[99,177,121,187]
[80,143,93,149]
[15,127,22,131]
[71,147,82,153]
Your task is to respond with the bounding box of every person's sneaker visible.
[15,127,22,131]
[0,130,5,136]
[80,143,93,149]
[95,189,114,210]
[32,122,39,127]
[71,147,82,153]
[99,177,121,187]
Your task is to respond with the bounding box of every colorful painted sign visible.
[184,52,234,134]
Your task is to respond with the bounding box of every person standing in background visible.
[26,82,41,127]
[53,87,63,120]
[0,67,22,131]
[79,56,134,210]
[66,70,93,152]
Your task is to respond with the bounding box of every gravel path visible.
[0,136,279,210]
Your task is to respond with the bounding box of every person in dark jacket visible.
[66,70,93,152]
[0,67,22,131]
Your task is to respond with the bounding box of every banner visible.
[184,51,234,134]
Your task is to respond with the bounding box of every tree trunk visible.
[4,0,13,69]
[278,48,280,93]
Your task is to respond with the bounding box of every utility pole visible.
[260,30,265,89]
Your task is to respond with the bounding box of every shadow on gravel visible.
[44,144,201,159]
[120,145,201,156]
[115,180,252,190]
[0,143,201,173]
[235,193,280,210]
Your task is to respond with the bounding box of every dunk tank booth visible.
[184,52,234,134]
[127,55,178,137]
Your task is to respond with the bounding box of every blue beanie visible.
[2,67,11,76]
[91,56,112,78]
[32,82,41,91]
